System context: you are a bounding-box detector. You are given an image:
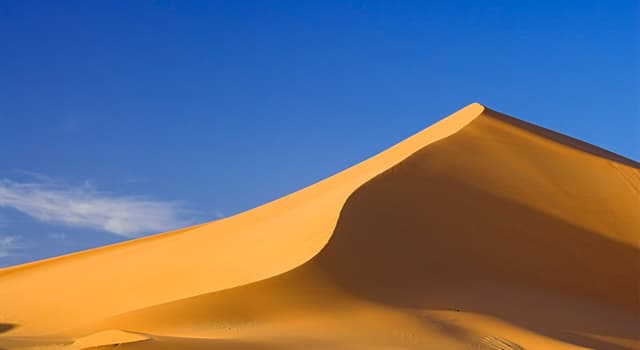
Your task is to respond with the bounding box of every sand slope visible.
[0,103,638,350]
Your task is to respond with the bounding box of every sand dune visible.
[0,103,638,350]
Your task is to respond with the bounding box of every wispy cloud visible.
[0,235,21,258]
[0,179,193,237]
[49,232,69,240]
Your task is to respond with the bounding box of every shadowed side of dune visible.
[314,108,639,306]
[314,174,638,349]
[483,109,640,169]
[0,325,15,336]
[315,156,639,311]
[311,109,640,349]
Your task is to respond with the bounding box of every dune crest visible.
[1,103,638,350]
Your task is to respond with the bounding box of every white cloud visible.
[0,235,21,258]
[49,233,68,240]
[0,179,193,237]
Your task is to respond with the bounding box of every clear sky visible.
[0,1,638,267]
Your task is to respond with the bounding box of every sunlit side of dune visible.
[0,103,638,350]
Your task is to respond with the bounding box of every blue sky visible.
[0,1,638,267]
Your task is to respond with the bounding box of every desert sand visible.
[0,103,638,350]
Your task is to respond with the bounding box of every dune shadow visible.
[314,156,639,350]
[0,324,17,350]
[0,324,16,335]
[484,108,640,169]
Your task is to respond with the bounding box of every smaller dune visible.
[71,330,149,349]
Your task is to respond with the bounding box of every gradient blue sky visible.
[0,1,638,267]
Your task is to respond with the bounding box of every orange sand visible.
[0,103,638,350]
